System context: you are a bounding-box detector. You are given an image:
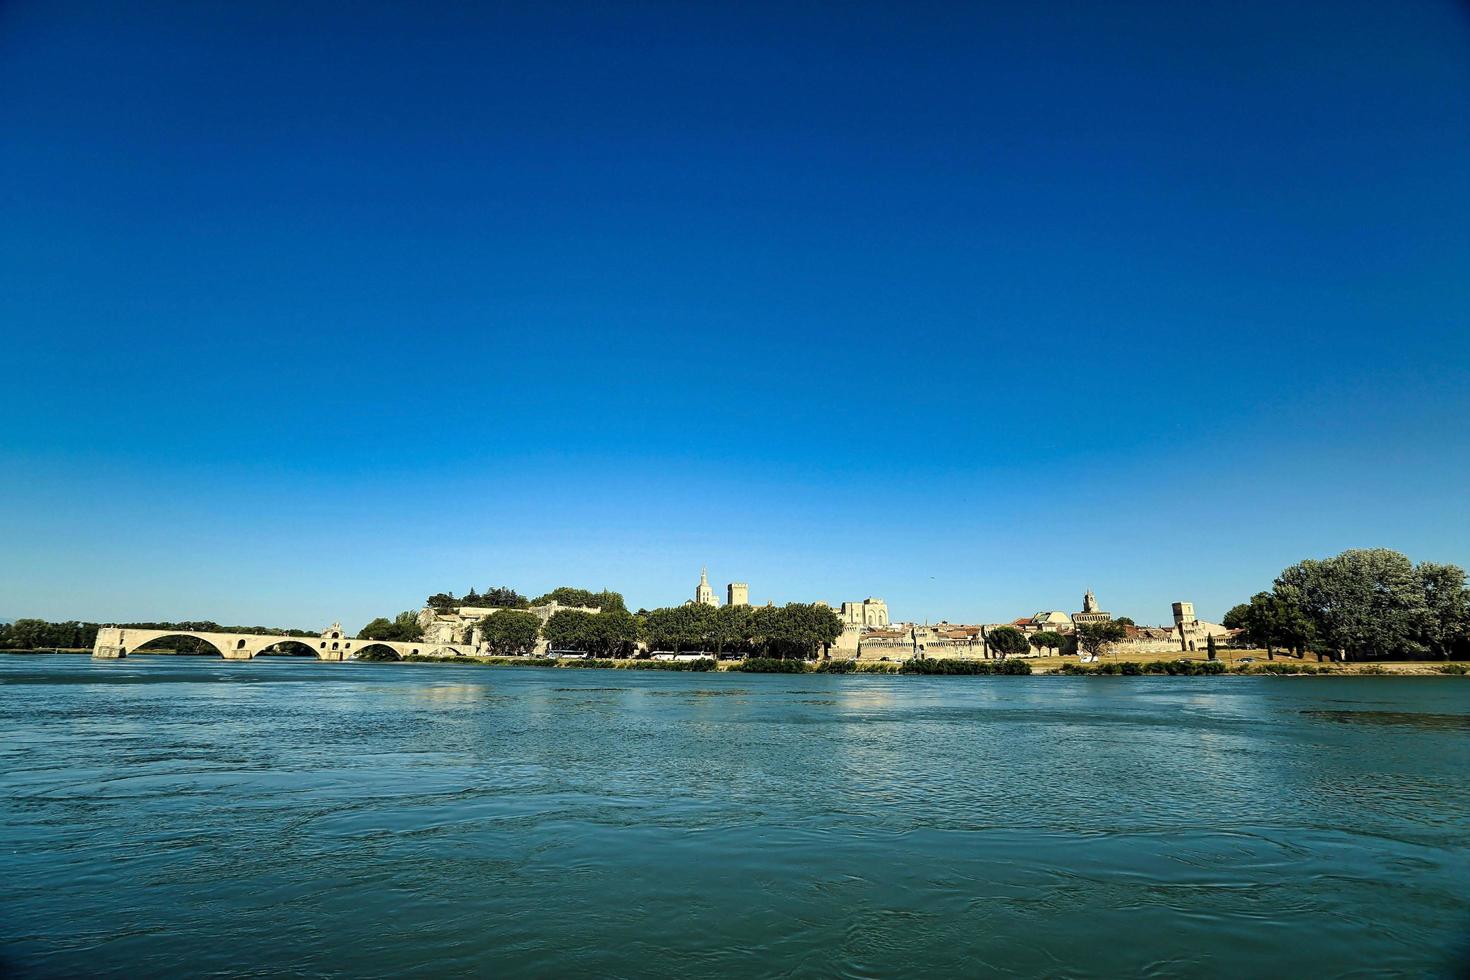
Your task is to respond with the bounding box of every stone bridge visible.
[91,623,468,661]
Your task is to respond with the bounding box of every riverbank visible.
[8,650,1466,676]
[280,653,1470,677]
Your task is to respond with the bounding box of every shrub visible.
[619,658,716,671]
[1434,663,1469,675]
[1358,664,1389,675]
[733,658,811,673]
[898,658,1032,675]
[815,659,857,674]
[1062,659,1232,677]
[901,658,986,675]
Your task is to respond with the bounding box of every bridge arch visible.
[253,639,319,658]
[127,632,227,657]
[351,642,404,661]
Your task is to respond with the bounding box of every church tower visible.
[1073,588,1112,625]
[695,567,719,607]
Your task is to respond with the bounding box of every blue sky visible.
[2,1,1468,630]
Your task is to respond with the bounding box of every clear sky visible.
[2,1,1468,631]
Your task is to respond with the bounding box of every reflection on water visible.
[1302,709,1470,732]
[1,655,1467,977]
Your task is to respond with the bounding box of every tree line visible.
[423,586,628,614]
[0,620,316,651]
[467,602,846,660]
[638,603,844,659]
[1222,548,1469,661]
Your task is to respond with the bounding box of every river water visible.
[1,655,1467,977]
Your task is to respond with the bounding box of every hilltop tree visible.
[531,587,628,614]
[1113,617,1136,627]
[987,625,1030,660]
[481,587,530,609]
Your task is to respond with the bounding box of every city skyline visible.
[2,1,1467,630]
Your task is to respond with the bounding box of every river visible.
[1,655,1467,977]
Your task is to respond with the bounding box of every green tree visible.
[1077,621,1127,659]
[987,625,1030,659]
[1417,561,1470,660]
[359,611,423,642]
[478,610,542,656]
[1238,591,1315,659]
[544,610,593,651]
[1275,549,1429,661]
[1222,604,1251,631]
[480,587,529,609]
[1029,630,1065,656]
[767,603,844,660]
[1113,617,1136,627]
[543,609,639,656]
[392,611,424,642]
[710,604,755,656]
[593,610,640,657]
[425,592,458,611]
[7,619,49,650]
[357,617,395,640]
[530,587,628,614]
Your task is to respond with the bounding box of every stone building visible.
[839,598,890,627]
[1072,590,1112,625]
[1022,610,1073,633]
[1171,601,1232,652]
[694,567,720,607]
[417,600,600,646]
[727,582,749,607]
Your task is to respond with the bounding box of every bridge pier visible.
[221,649,254,660]
[93,644,125,659]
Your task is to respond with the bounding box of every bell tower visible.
[695,567,719,607]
